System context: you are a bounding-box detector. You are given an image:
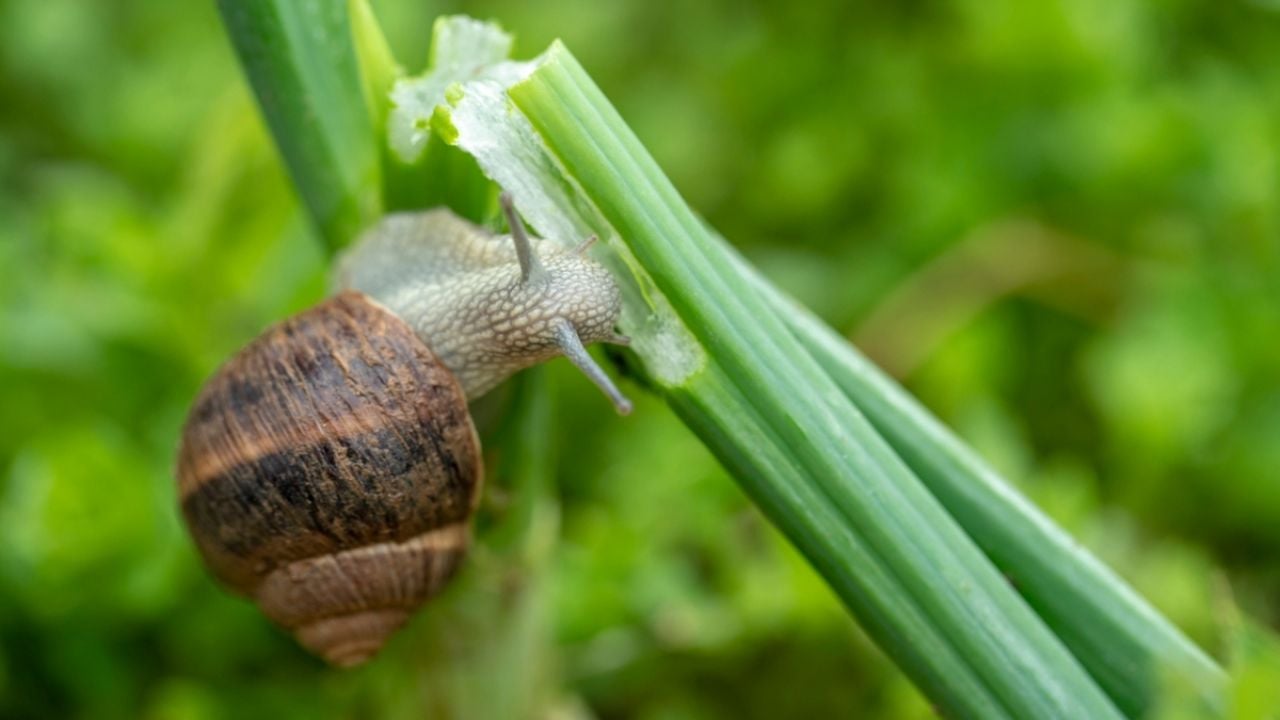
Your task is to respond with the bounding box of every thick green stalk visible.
[668,365,1007,715]
[217,0,381,250]
[755,273,1227,716]
[508,42,1123,719]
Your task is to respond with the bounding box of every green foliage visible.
[1,0,1278,718]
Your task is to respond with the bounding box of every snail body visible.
[177,196,628,666]
[337,207,628,400]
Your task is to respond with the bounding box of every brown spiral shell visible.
[176,291,482,666]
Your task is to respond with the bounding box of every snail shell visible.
[176,292,481,666]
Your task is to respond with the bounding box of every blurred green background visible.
[2,0,1278,717]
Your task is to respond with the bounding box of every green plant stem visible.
[217,0,381,250]
[753,272,1227,716]
[509,42,1124,720]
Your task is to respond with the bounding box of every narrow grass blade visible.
[217,0,381,250]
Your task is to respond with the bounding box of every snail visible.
[176,194,630,666]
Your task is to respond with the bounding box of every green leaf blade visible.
[217,0,381,250]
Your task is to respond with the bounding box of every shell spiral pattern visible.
[176,291,483,666]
